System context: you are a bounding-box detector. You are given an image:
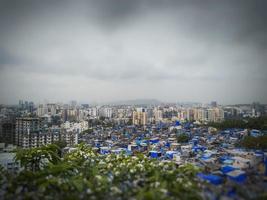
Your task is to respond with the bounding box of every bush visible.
[1,144,202,200]
[208,116,267,130]
[177,134,190,143]
[238,135,267,150]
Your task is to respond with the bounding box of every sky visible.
[0,0,267,105]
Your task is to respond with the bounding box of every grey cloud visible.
[0,0,267,104]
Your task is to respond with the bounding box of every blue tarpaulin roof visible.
[197,173,223,185]
[149,151,161,158]
[220,155,232,162]
[184,122,191,129]
[221,166,236,174]
[226,170,246,183]
[192,145,206,152]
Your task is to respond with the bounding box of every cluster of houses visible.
[77,121,267,199]
[1,119,266,199]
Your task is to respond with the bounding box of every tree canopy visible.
[177,134,190,143]
[0,144,202,200]
[208,116,267,130]
[238,135,267,150]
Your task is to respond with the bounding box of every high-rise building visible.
[24,101,29,110]
[186,108,195,121]
[62,109,68,122]
[99,107,113,118]
[211,101,217,107]
[60,130,78,147]
[28,102,34,113]
[15,117,59,148]
[47,104,57,115]
[19,100,24,109]
[207,108,224,122]
[88,107,98,117]
[0,120,15,144]
[132,108,147,125]
[214,107,224,122]
[70,100,77,109]
[37,104,48,117]
[15,117,43,148]
[153,108,163,122]
[198,109,208,122]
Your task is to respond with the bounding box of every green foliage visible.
[15,144,60,171]
[127,118,133,125]
[238,135,267,150]
[177,134,190,143]
[53,140,67,149]
[208,116,267,130]
[1,144,202,200]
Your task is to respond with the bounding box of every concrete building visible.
[15,117,59,148]
[60,130,78,147]
[0,152,20,172]
[88,107,98,118]
[153,108,163,122]
[99,107,113,118]
[0,120,15,144]
[207,108,224,122]
[37,104,48,117]
[132,108,147,125]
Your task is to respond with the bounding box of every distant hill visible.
[104,99,162,106]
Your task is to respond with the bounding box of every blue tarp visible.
[220,156,232,163]
[135,140,141,146]
[184,123,191,129]
[165,142,170,148]
[226,170,246,183]
[227,188,236,197]
[197,173,223,185]
[221,166,236,174]
[100,147,110,155]
[192,139,198,146]
[166,151,177,159]
[192,145,206,153]
[149,151,161,158]
[251,129,261,137]
[150,138,159,144]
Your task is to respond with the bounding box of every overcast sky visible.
[0,0,267,105]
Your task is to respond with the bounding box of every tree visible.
[208,116,267,130]
[177,134,190,143]
[15,144,60,171]
[3,144,202,199]
[80,128,93,135]
[238,135,267,150]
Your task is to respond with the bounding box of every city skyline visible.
[1,0,267,104]
[5,98,267,107]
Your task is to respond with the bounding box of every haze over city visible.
[0,0,267,104]
[1,1,267,199]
